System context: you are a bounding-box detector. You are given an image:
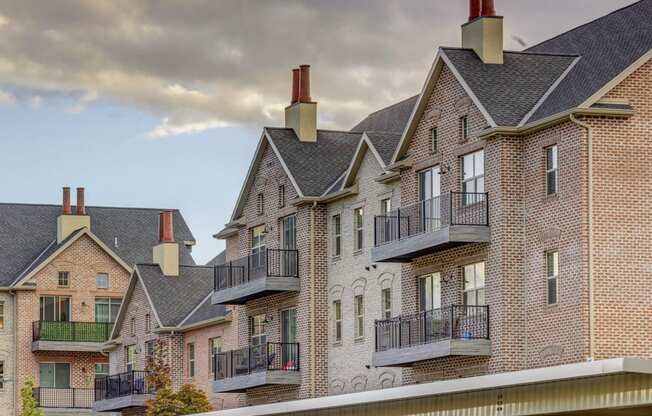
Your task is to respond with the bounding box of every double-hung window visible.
[58,271,69,287]
[332,214,341,257]
[547,251,559,305]
[333,300,342,342]
[354,295,364,339]
[353,208,364,252]
[381,288,392,319]
[187,343,195,378]
[546,145,559,195]
[463,262,486,307]
[462,150,485,205]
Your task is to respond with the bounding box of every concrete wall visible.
[326,146,402,394]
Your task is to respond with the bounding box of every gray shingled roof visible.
[206,250,226,267]
[352,95,418,133]
[266,128,362,197]
[443,48,578,126]
[365,132,403,166]
[527,0,652,122]
[182,295,228,327]
[137,264,214,327]
[0,203,195,286]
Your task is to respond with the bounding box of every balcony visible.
[32,321,113,352]
[93,371,154,412]
[33,387,94,410]
[212,249,300,305]
[373,305,491,367]
[213,342,301,393]
[371,192,490,263]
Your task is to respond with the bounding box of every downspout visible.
[309,201,316,397]
[570,114,594,360]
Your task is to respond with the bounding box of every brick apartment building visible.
[209,1,652,415]
[93,212,237,415]
[0,188,196,416]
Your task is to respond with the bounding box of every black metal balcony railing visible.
[374,192,489,246]
[214,249,299,291]
[94,371,153,401]
[33,321,113,343]
[213,342,300,380]
[33,387,94,409]
[375,305,489,352]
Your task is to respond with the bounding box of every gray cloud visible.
[0,0,638,137]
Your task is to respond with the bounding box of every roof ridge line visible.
[526,0,645,51]
[359,94,419,118]
[0,202,181,211]
[441,46,580,57]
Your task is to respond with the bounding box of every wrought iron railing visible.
[33,387,94,409]
[213,342,300,380]
[214,249,299,291]
[375,305,489,352]
[374,192,488,246]
[94,371,153,401]
[33,321,113,343]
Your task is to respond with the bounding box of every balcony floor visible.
[371,225,490,263]
[212,370,301,393]
[212,276,300,305]
[92,394,153,413]
[32,340,105,353]
[373,338,491,367]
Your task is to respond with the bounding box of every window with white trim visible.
[546,145,559,195]
[96,273,109,289]
[333,300,342,342]
[353,208,364,252]
[381,288,392,319]
[462,150,485,198]
[547,251,559,305]
[354,295,364,339]
[463,262,486,306]
[332,214,341,257]
[187,343,195,378]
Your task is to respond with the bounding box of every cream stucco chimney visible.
[57,187,91,243]
[462,0,504,64]
[153,210,179,276]
[285,65,317,142]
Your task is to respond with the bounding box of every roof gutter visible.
[291,184,358,206]
[479,107,634,140]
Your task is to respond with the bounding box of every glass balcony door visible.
[280,215,297,276]
[418,167,441,233]
[39,362,70,389]
[281,308,298,370]
[418,273,443,343]
[250,225,266,278]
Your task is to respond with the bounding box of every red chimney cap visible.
[298,64,311,103]
[469,0,480,21]
[62,187,72,215]
[76,187,86,215]
[481,0,496,17]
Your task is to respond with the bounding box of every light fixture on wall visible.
[439,164,451,175]
[365,266,370,271]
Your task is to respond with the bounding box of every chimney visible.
[462,0,503,64]
[153,211,179,276]
[57,186,91,243]
[284,64,317,142]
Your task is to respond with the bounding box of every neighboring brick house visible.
[95,213,237,415]
[0,188,196,416]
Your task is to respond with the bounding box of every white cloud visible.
[0,89,15,105]
[30,95,43,108]
[147,117,231,139]
[0,15,8,29]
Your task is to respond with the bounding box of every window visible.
[333,300,342,342]
[0,302,4,330]
[419,273,441,312]
[354,295,364,339]
[278,184,286,208]
[126,345,137,372]
[145,314,151,333]
[40,296,71,322]
[95,363,109,378]
[58,271,69,287]
[257,193,264,215]
[250,314,267,346]
[381,288,392,319]
[353,208,364,252]
[430,127,438,153]
[462,150,485,201]
[130,317,136,336]
[463,262,486,306]
[39,363,70,389]
[251,225,266,269]
[332,214,341,257]
[459,115,468,141]
[96,273,109,289]
[380,198,391,215]
[0,361,3,389]
[187,343,195,378]
[547,251,559,305]
[95,298,122,323]
[546,145,559,195]
[209,337,222,375]
[145,340,155,361]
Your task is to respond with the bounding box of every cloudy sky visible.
[0,0,637,263]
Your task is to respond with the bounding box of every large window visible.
[546,145,559,195]
[95,363,109,378]
[462,150,485,196]
[547,251,559,305]
[353,208,364,252]
[354,295,364,340]
[333,300,342,342]
[39,363,70,389]
[463,262,486,306]
[332,214,341,257]
[251,225,266,269]
[209,337,222,375]
[381,288,392,319]
[250,314,267,347]
[40,296,71,322]
[126,345,137,372]
[187,343,195,378]
[95,298,122,323]
[418,273,441,312]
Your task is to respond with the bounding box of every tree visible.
[21,378,44,416]
[144,338,212,415]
